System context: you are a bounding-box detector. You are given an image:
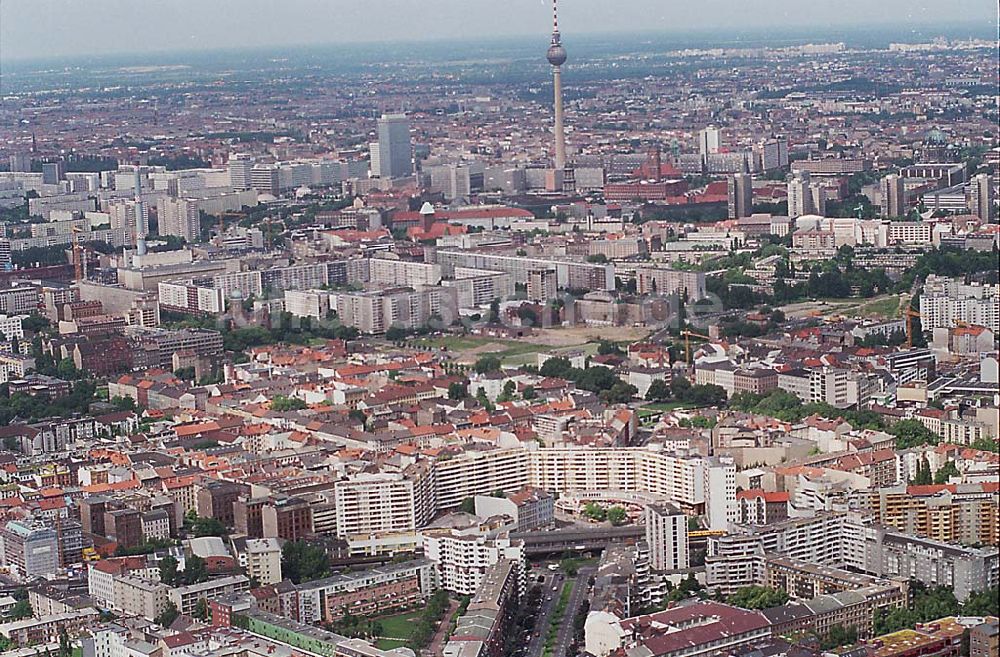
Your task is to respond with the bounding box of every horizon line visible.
[1,19,994,67]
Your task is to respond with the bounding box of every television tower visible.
[547,0,568,170]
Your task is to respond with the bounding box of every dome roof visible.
[419,201,436,215]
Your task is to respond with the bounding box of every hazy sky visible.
[1,0,996,61]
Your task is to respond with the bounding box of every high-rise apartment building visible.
[920,275,999,333]
[8,154,32,172]
[644,504,689,572]
[41,161,65,185]
[728,173,753,219]
[156,197,201,242]
[376,113,413,179]
[699,126,721,156]
[968,173,995,222]
[228,154,254,191]
[107,199,149,248]
[250,166,280,196]
[810,183,827,216]
[368,142,381,178]
[527,269,558,303]
[759,139,789,171]
[787,170,812,218]
[880,174,906,218]
[436,250,615,291]
[330,286,457,334]
[705,457,738,531]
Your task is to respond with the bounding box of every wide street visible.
[525,571,565,657]
[550,566,595,657]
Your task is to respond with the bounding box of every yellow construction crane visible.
[681,329,713,364]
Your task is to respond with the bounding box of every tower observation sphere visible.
[547,43,567,66]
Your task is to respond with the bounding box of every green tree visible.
[270,395,307,412]
[155,601,180,627]
[58,627,72,657]
[646,379,672,402]
[963,587,999,617]
[184,512,227,538]
[597,340,623,355]
[933,461,960,484]
[475,388,494,412]
[9,599,32,620]
[182,554,210,584]
[159,555,179,585]
[193,598,209,620]
[281,540,331,584]
[474,355,501,374]
[110,395,137,411]
[893,419,939,449]
[56,357,83,380]
[601,382,637,404]
[522,385,537,400]
[497,380,517,403]
[448,381,467,400]
[173,367,196,381]
[671,376,692,399]
[607,507,627,526]
[911,456,933,485]
[459,497,476,514]
[583,502,607,522]
[539,356,574,379]
[560,558,580,577]
[385,326,408,341]
[820,624,858,650]
[971,437,999,453]
[726,586,790,610]
[516,306,539,326]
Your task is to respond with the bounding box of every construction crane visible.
[904,307,921,347]
[681,329,713,364]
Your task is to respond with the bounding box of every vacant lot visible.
[779,293,905,320]
[413,326,649,366]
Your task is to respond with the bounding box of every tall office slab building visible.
[376,113,413,179]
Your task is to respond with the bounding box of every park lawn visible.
[374,609,422,644]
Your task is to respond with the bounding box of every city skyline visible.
[0,1,996,655]
[1,0,996,61]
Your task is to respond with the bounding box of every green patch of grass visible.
[376,639,409,651]
[376,611,422,639]
[859,295,902,319]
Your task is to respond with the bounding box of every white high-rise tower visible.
[547,0,568,171]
